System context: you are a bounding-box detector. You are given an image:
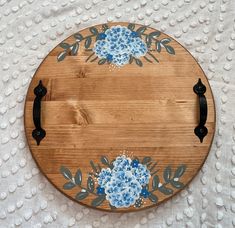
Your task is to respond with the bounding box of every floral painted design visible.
[57,23,175,67]
[93,26,147,66]
[97,155,150,208]
[60,155,186,210]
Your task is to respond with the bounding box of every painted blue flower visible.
[97,33,106,40]
[105,171,142,208]
[140,187,150,198]
[93,26,148,66]
[98,168,112,187]
[97,155,151,208]
[132,163,151,185]
[131,159,139,168]
[112,155,132,171]
[106,54,113,62]
[96,186,105,195]
[131,31,139,38]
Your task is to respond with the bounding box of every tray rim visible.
[23,21,216,213]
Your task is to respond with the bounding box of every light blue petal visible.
[93,25,148,67]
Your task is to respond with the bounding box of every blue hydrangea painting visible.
[98,155,150,208]
[60,155,186,210]
[93,26,148,67]
[57,23,175,67]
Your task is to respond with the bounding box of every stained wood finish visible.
[24,22,215,212]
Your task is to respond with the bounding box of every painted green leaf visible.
[161,38,171,44]
[148,193,158,203]
[90,160,98,173]
[98,58,107,65]
[59,42,70,49]
[74,33,83,41]
[85,37,92,49]
[163,166,172,182]
[57,51,67,62]
[110,159,115,164]
[95,35,100,41]
[142,156,151,164]
[135,58,143,67]
[63,182,76,189]
[165,45,175,55]
[110,159,115,169]
[170,180,184,189]
[136,26,147,34]
[60,166,72,180]
[129,55,134,64]
[158,185,173,195]
[74,169,82,185]
[101,156,109,166]
[155,41,161,52]
[71,43,79,56]
[174,165,186,178]
[149,31,161,38]
[145,35,152,48]
[127,23,135,31]
[89,27,98,35]
[87,176,95,192]
[152,175,159,190]
[102,24,109,31]
[91,195,106,207]
[132,156,139,162]
[75,191,89,201]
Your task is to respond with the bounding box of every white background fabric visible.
[0,0,235,227]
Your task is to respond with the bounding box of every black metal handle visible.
[193,78,208,143]
[32,80,47,145]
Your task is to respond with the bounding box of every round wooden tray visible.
[24,22,215,212]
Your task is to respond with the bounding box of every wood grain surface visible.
[24,22,215,212]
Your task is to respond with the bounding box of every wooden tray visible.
[24,22,215,212]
